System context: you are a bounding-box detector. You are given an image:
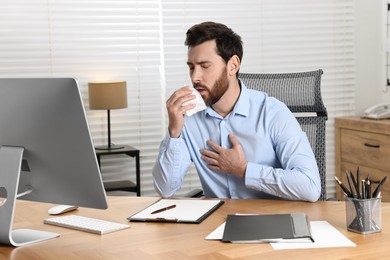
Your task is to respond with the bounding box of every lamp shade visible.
[88,81,127,110]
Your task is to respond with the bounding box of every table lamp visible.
[88,81,127,150]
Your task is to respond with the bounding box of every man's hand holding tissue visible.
[166,86,206,138]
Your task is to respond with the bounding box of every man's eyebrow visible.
[186,61,211,66]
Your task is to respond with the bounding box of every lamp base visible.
[95,144,124,150]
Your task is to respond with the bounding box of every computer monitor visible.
[0,78,108,246]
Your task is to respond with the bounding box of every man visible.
[152,21,321,202]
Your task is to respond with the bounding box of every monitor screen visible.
[0,78,108,246]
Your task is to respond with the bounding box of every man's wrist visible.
[168,128,181,138]
[239,161,248,178]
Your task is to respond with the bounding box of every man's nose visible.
[191,67,202,83]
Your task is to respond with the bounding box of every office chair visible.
[185,69,328,201]
[239,69,328,201]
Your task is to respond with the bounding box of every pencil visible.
[334,176,353,198]
[372,176,387,198]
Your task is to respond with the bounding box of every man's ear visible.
[228,55,240,76]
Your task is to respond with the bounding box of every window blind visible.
[161,0,356,198]
[0,0,355,198]
[0,0,163,196]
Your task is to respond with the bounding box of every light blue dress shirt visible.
[153,82,321,201]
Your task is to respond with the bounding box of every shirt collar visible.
[205,80,250,118]
[232,80,250,117]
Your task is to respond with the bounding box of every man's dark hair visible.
[184,21,243,65]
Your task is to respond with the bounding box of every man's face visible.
[187,40,229,106]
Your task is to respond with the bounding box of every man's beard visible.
[194,69,229,106]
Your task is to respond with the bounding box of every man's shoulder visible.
[246,88,285,109]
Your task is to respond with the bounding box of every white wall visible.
[355,0,388,114]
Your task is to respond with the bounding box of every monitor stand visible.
[0,146,59,246]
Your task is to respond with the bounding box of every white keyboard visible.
[44,214,130,235]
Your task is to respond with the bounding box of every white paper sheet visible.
[271,221,356,250]
[205,222,226,240]
[129,199,222,223]
[205,221,356,249]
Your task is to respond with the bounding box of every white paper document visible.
[271,221,356,249]
[205,222,226,240]
[206,221,356,249]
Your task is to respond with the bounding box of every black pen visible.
[372,176,387,198]
[334,176,353,198]
[367,178,372,199]
[356,167,360,199]
[361,179,366,199]
[151,204,176,214]
[346,171,355,198]
[349,170,359,198]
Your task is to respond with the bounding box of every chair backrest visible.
[239,69,327,201]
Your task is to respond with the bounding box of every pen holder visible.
[345,197,381,234]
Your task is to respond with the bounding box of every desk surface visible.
[2,197,390,259]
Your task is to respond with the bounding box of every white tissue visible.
[183,87,207,117]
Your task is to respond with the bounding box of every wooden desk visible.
[2,197,390,259]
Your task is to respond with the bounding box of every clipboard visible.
[127,199,224,224]
[222,213,314,243]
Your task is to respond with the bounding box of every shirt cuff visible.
[244,162,263,189]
